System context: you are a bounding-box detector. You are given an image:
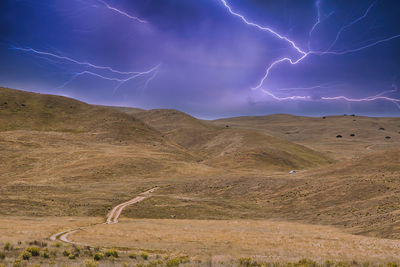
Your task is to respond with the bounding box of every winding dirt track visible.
[50,187,158,244]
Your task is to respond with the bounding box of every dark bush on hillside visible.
[26,247,40,256]
[336,135,342,138]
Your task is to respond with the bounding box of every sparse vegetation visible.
[84,259,99,267]
[4,242,12,251]
[140,252,149,260]
[20,250,31,260]
[129,253,137,259]
[25,247,40,257]
[105,248,119,258]
[93,252,104,261]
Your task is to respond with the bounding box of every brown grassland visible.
[1,87,400,266]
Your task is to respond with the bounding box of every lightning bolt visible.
[10,45,160,93]
[219,0,400,108]
[97,0,147,24]
[326,0,378,51]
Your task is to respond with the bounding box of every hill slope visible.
[133,109,332,171]
[213,114,400,159]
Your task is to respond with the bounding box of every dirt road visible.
[50,187,158,244]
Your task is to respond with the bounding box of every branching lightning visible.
[98,0,147,24]
[219,0,400,108]
[327,0,378,51]
[10,1,159,94]
[11,45,160,93]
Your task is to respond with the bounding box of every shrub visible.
[13,259,22,267]
[140,252,149,260]
[105,248,119,258]
[55,242,62,248]
[4,242,12,251]
[129,253,137,259]
[386,263,399,267]
[166,258,181,267]
[28,240,47,248]
[166,256,189,267]
[72,245,81,257]
[20,250,32,260]
[26,247,40,256]
[0,252,5,259]
[42,248,50,258]
[84,260,99,267]
[63,249,71,257]
[238,258,252,267]
[50,249,57,257]
[68,254,76,259]
[93,252,104,261]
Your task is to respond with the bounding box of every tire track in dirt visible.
[50,187,158,244]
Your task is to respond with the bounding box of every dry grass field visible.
[1,87,400,266]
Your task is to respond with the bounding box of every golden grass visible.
[69,218,400,263]
[0,216,99,243]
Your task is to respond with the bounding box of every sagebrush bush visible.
[0,252,5,259]
[63,249,71,257]
[129,253,137,259]
[84,259,99,267]
[3,242,11,251]
[140,252,149,260]
[166,256,189,267]
[20,250,32,260]
[42,248,50,258]
[26,247,40,256]
[93,252,104,261]
[105,248,119,258]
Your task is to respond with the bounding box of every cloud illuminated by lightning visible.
[218,0,400,107]
[98,0,147,24]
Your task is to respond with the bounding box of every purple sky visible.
[1,0,400,118]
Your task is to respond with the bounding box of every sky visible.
[1,0,400,119]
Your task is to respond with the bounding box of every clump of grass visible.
[0,252,5,259]
[25,247,40,256]
[55,242,62,248]
[28,240,47,248]
[166,256,189,267]
[13,258,23,267]
[105,248,119,258]
[63,249,71,257]
[129,253,137,259]
[20,250,32,261]
[50,249,57,257]
[140,252,149,260]
[3,242,12,251]
[84,259,99,267]
[68,254,76,260]
[72,244,81,257]
[238,257,260,267]
[42,248,50,258]
[93,252,104,261]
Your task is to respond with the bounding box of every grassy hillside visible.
[0,87,163,144]
[213,114,400,159]
[133,109,332,171]
[1,87,400,241]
